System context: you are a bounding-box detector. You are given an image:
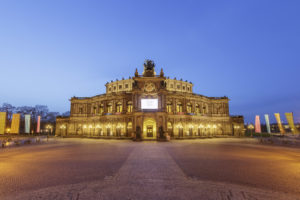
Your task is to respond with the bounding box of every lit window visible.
[116,102,123,112]
[187,103,192,113]
[127,101,133,112]
[107,103,113,113]
[176,102,183,112]
[203,105,207,114]
[127,122,132,129]
[99,104,104,114]
[167,102,172,113]
[195,104,200,114]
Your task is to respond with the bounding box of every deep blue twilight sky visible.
[0,0,299,123]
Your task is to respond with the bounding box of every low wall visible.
[0,136,51,148]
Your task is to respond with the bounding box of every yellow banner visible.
[285,112,298,134]
[274,113,285,134]
[11,113,20,134]
[0,112,6,135]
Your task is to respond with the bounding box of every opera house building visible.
[56,60,244,140]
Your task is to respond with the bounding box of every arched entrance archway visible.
[143,118,157,139]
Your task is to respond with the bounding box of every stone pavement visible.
[5,143,300,200]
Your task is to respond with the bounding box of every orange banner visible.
[285,112,298,134]
[11,113,20,134]
[274,113,285,134]
[0,112,6,135]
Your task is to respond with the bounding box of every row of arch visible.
[74,99,227,115]
[166,101,227,115]
[166,101,210,114]
[167,122,226,137]
[76,101,134,115]
[59,122,133,137]
[58,121,235,138]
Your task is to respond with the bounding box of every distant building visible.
[56,60,244,140]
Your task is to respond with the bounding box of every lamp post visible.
[46,124,53,141]
[46,125,53,135]
[60,125,66,137]
[248,124,254,137]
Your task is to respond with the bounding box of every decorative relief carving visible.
[144,82,156,93]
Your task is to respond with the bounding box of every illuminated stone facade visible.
[56,60,244,140]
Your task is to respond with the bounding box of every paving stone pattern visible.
[5,143,299,200]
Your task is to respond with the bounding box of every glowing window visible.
[116,102,122,112]
[127,101,133,112]
[176,102,183,112]
[187,103,192,113]
[107,103,113,113]
[167,101,172,113]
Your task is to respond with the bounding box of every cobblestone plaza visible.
[1,139,300,200]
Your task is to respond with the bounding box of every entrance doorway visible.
[143,118,156,139]
[116,128,121,137]
[179,127,183,137]
[146,125,153,137]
